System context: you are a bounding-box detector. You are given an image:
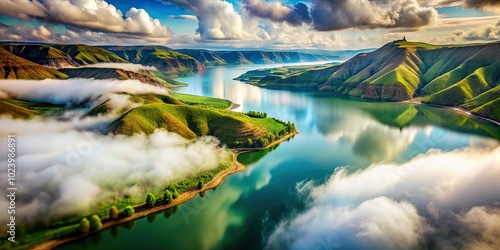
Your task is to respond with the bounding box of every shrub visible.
[146,193,156,208]
[197,181,204,189]
[124,206,134,217]
[164,190,172,204]
[246,138,253,147]
[109,206,119,219]
[245,111,267,118]
[172,190,179,199]
[89,215,102,231]
[79,218,90,234]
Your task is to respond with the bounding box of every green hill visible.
[105,93,295,148]
[178,49,338,66]
[54,44,127,65]
[236,41,500,121]
[0,47,68,79]
[1,44,77,68]
[60,67,169,86]
[103,46,205,74]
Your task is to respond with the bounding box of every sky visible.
[0,0,499,50]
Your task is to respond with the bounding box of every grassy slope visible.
[170,92,232,108]
[109,103,288,147]
[0,47,68,79]
[0,99,64,118]
[55,44,127,65]
[236,41,500,121]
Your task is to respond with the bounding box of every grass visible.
[0,99,65,118]
[0,47,68,80]
[109,103,292,148]
[169,93,232,109]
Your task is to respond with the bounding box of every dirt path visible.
[32,132,298,250]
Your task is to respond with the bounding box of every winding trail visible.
[32,131,298,250]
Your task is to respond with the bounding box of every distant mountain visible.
[0,47,68,79]
[236,41,500,121]
[177,49,338,66]
[59,67,166,86]
[103,46,206,74]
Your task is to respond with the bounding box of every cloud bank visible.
[0,78,168,105]
[265,147,500,249]
[0,77,230,228]
[0,126,230,227]
[78,63,158,72]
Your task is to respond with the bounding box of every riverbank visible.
[32,131,298,250]
[403,99,500,126]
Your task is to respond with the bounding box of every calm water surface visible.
[61,63,499,249]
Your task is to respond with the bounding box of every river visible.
[61,63,500,249]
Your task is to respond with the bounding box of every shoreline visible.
[402,99,500,126]
[32,131,298,250]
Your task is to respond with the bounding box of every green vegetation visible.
[0,47,68,79]
[236,41,500,121]
[109,206,119,219]
[246,110,267,118]
[170,92,232,109]
[79,218,90,234]
[0,99,65,118]
[197,181,204,189]
[164,190,173,204]
[89,215,102,231]
[124,206,135,217]
[146,193,156,208]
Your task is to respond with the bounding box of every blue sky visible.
[0,0,498,50]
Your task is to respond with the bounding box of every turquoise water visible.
[61,64,499,249]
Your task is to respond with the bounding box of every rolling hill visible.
[0,47,68,79]
[236,41,500,121]
[89,93,296,148]
[177,49,339,66]
[103,46,206,74]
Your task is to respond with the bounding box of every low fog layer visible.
[0,78,230,229]
[266,147,500,249]
[77,63,158,72]
[0,78,168,105]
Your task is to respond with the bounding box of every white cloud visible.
[78,63,158,72]
[0,0,173,41]
[265,146,500,249]
[162,0,246,40]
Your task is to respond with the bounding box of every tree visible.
[79,218,90,234]
[124,206,134,217]
[172,190,179,199]
[146,193,156,208]
[246,138,253,147]
[197,181,204,189]
[109,206,119,219]
[89,215,102,231]
[164,190,172,204]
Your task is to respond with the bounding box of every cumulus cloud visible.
[243,0,438,30]
[310,0,438,30]
[0,78,168,105]
[0,0,173,41]
[265,146,500,249]
[243,0,311,26]
[78,63,158,72]
[162,0,245,40]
